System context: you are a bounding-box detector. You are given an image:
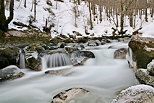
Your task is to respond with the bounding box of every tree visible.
[0,0,14,35]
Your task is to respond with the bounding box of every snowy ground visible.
[5,0,154,38]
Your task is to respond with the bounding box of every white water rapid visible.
[0,42,138,103]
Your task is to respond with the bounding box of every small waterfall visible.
[43,53,72,69]
[19,49,25,69]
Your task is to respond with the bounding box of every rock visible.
[147,60,154,76]
[45,68,73,76]
[0,47,19,69]
[87,40,101,46]
[101,39,111,45]
[26,56,41,71]
[73,31,82,36]
[52,88,89,103]
[135,69,154,87]
[0,65,24,82]
[25,43,45,53]
[64,46,78,53]
[71,50,95,66]
[128,36,154,69]
[114,48,127,59]
[58,42,66,48]
[112,85,154,103]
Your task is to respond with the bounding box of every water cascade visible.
[43,53,72,69]
[19,49,25,69]
[0,42,138,103]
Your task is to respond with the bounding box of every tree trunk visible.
[34,0,37,21]
[88,0,93,30]
[24,0,26,8]
[0,0,14,35]
[6,0,14,27]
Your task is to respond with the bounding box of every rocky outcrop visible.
[0,65,24,82]
[114,48,127,59]
[51,88,89,103]
[112,85,154,103]
[0,47,19,69]
[128,36,154,69]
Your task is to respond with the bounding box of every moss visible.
[135,50,154,68]
[62,39,74,43]
[76,37,88,43]
[50,37,62,44]
[0,36,50,47]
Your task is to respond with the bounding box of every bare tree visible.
[0,0,14,35]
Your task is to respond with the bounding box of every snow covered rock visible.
[112,85,154,103]
[0,65,24,81]
[52,88,89,103]
[147,60,154,76]
[114,48,127,59]
[128,36,154,69]
[135,69,154,87]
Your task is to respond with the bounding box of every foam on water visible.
[0,42,138,103]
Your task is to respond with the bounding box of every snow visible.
[112,84,154,103]
[5,0,154,38]
[140,22,154,38]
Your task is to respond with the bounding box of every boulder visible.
[128,36,154,69]
[25,43,45,53]
[45,68,73,76]
[114,48,127,59]
[0,65,24,82]
[26,56,41,71]
[58,42,66,48]
[147,60,154,76]
[101,39,111,45]
[71,50,95,66]
[112,85,154,103]
[64,46,78,53]
[135,69,154,87]
[87,40,101,46]
[52,88,89,103]
[0,47,19,69]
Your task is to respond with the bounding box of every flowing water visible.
[43,53,72,68]
[19,49,25,69]
[0,42,138,103]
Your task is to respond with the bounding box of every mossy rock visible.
[26,43,45,53]
[26,57,41,71]
[0,47,19,69]
[129,37,154,69]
